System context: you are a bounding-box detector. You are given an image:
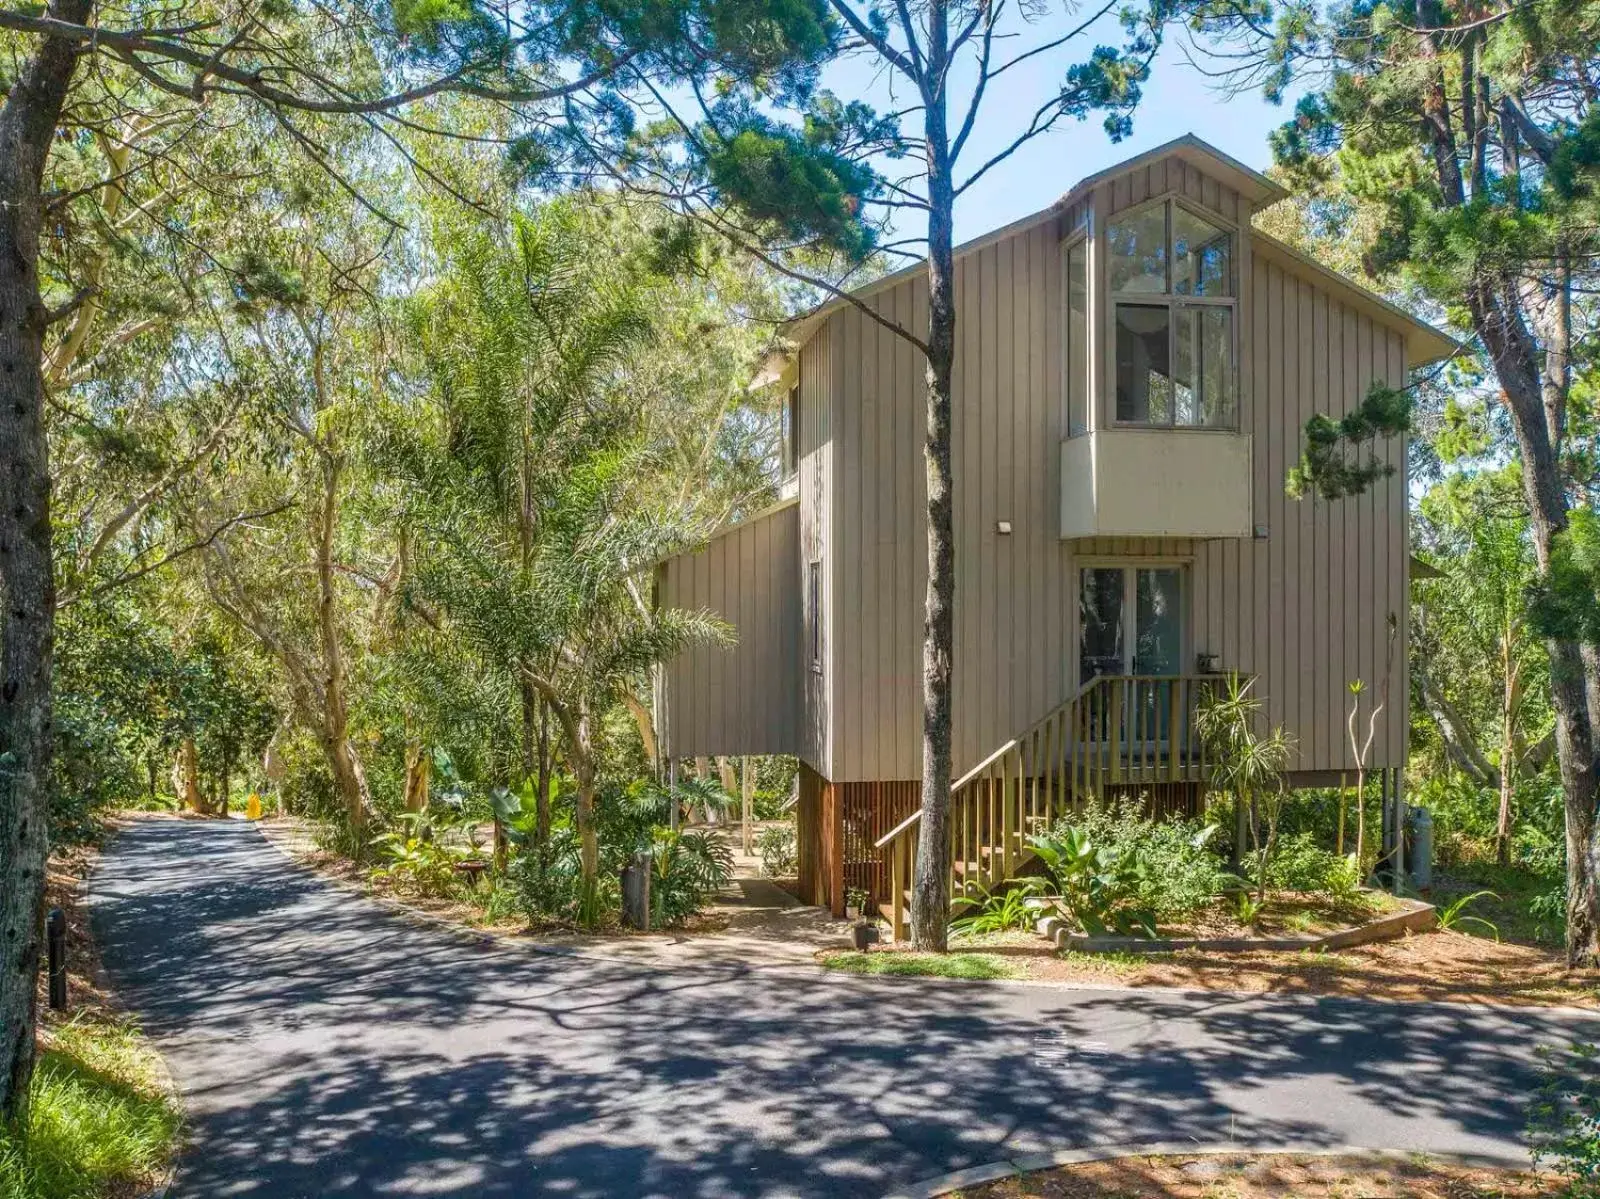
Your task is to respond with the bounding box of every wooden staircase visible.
[874,674,1216,940]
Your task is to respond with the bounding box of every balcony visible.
[1060,428,1253,540]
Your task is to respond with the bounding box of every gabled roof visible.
[761,133,1457,379]
[1058,133,1288,214]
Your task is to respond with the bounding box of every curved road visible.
[92,819,1594,1198]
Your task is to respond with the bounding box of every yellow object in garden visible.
[246,793,262,821]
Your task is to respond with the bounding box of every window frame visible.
[1107,198,1238,431]
[1075,559,1191,684]
[807,559,823,674]
[782,383,801,476]
[1062,232,1090,437]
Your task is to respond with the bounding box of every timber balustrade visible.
[874,674,1219,940]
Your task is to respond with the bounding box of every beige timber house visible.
[655,135,1455,931]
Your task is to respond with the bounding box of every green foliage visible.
[1067,799,1235,918]
[650,829,734,926]
[702,111,884,262]
[0,1017,181,1199]
[1528,511,1600,647]
[509,830,587,923]
[1029,825,1159,938]
[1437,890,1501,939]
[1233,891,1264,929]
[368,812,476,897]
[1196,674,1295,898]
[1529,1043,1600,1197]
[1286,383,1412,501]
[951,878,1047,936]
[1267,832,1359,896]
[756,823,798,876]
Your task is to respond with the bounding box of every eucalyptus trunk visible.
[0,0,88,1123]
[1471,284,1600,965]
[910,6,956,953]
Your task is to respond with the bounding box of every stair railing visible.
[874,674,1219,940]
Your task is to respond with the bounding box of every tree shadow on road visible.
[90,821,1597,1198]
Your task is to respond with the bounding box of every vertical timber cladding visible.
[657,499,801,760]
[838,780,921,909]
[795,762,847,915]
[815,154,1414,782]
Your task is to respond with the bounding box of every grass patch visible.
[0,1015,181,1199]
[1433,863,1560,946]
[1057,948,1158,973]
[822,951,1023,980]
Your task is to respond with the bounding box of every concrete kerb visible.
[881,1141,1539,1199]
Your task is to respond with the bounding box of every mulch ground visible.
[883,924,1600,1008]
[38,838,118,1020]
[956,1153,1553,1198]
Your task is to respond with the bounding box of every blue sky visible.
[818,27,1298,245]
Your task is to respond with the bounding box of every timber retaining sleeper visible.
[1033,896,1438,954]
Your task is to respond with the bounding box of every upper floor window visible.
[1108,200,1235,428]
[781,383,800,476]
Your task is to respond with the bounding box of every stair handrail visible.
[872,679,1098,851]
[873,671,1229,939]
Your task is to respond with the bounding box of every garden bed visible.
[941,1150,1549,1198]
[828,925,1598,1007]
[1034,892,1438,954]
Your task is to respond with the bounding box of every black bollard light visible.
[47,907,67,1010]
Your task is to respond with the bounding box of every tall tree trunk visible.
[1496,641,1517,866]
[572,707,599,921]
[221,746,235,817]
[0,0,89,1123]
[314,453,370,834]
[180,738,203,813]
[911,11,956,953]
[403,742,430,813]
[1471,285,1600,965]
[741,757,754,855]
[534,698,551,856]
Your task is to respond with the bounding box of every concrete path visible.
[92,819,1598,1198]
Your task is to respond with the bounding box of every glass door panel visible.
[1134,567,1183,747]
[1133,568,1182,675]
[1078,568,1125,682]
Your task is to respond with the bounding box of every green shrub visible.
[951,879,1046,936]
[651,829,733,925]
[1028,825,1159,937]
[1265,832,1342,890]
[368,813,472,897]
[510,831,585,922]
[1528,1042,1600,1197]
[756,823,798,876]
[1054,799,1234,919]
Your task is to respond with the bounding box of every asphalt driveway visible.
[91,819,1598,1198]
